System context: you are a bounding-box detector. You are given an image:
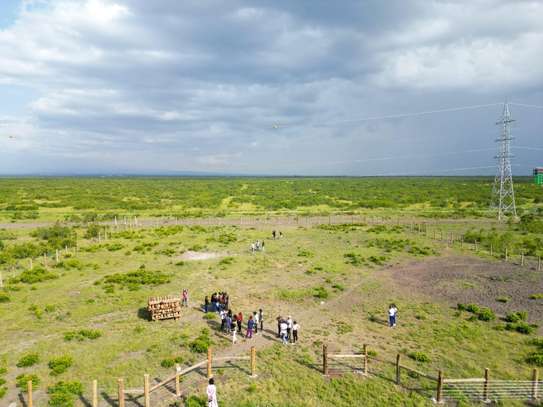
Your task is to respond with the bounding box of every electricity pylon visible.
[491,102,517,221]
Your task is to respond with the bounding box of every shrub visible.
[496,296,510,303]
[48,356,73,376]
[505,311,528,323]
[477,308,496,321]
[313,286,329,300]
[16,373,40,389]
[506,322,536,335]
[98,269,170,291]
[530,294,543,300]
[189,329,212,353]
[526,352,543,366]
[161,359,175,368]
[0,293,10,303]
[64,329,102,341]
[17,353,40,368]
[47,381,83,407]
[344,253,364,266]
[55,259,83,270]
[12,266,59,284]
[407,351,430,363]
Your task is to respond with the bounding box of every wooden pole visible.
[490,244,493,256]
[363,344,368,376]
[322,344,328,375]
[251,346,257,377]
[532,368,539,400]
[207,348,213,379]
[521,252,525,266]
[505,247,508,261]
[27,380,33,407]
[483,368,490,402]
[436,370,444,404]
[395,354,401,385]
[118,378,125,407]
[144,374,150,407]
[539,257,542,272]
[92,379,98,407]
[175,365,181,397]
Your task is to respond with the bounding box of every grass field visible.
[0,177,542,406]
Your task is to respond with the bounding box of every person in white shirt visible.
[286,316,293,342]
[207,378,218,407]
[280,320,288,345]
[388,304,398,327]
[232,327,237,345]
[253,311,260,334]
[292,321,299,343]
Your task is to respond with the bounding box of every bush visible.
[12,266,59,284]
[98,269,170,291]
[313,286,329,299]
[189,329,212,353]
[344,253,364,266]
[496,296,510,303]
[407,351,430,363]
[506,322,536,335]
[505,311,528,323]
[530,294,543,300]
[477,308,496,321]
[48,356,73,376]
[16,373,40,389]
[161,359,175,368]
[0,293,10,303]
[526,352,543,366]
[17,353,40,367]
[64,329,102,341]
[47,381,83,407]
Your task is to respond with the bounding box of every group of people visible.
[226,309,264,344]
[276,315,299,345]
[204,292,230,313]
[271,230,283,239]
[250,240,265,253]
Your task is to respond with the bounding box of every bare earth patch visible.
[179,251,225,261]
[388,254,543,325]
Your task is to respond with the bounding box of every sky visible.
[0,0,542,176]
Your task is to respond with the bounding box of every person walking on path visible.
[253,311,259,334]
[237,312,243,335]
[292,321,299,343]
[204,296,209,313]
[232,326,237,345]
[207,378,218,407]
[276,316,282,338]
[280,319,288,345]
[220,309,226,331]
[258,309,264,331]
[388,304,398,327]
[246,315,255,339]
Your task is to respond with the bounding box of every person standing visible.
[272,230,276,239]
[253,311,259,334]
[258,309,264,332]
[280,319,288,345]
[286,316,293,342]
[182,289,188,307]
[207,378,218,407]
[292,321,299,343]
[276,316,282,338]
[220,309,226,331]
[232,325,237,345]
[204,296,209,313]
[237,312,243,336]
[388,304,398,327]
[247,315,255,339]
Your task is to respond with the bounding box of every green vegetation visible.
[189,329,212,353]
[48,356,73,376]
[47,381,83,407]
[407,351,430,363]
[97,267,170,291]
[10,266,59,284]
[63,329,102,341]
[17,353,40,368]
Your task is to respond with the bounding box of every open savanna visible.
[0,177,542,406]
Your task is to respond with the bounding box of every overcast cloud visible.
[0,0,542,175]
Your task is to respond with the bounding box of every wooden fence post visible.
[92,379,98,407]
[363,344,368,376]
[532,369,539,400]
[27,380,33,407]
[461,235,464,248]
[175,364,181,397]
[539,257,542,272]
[322,344,328,375]
[251,346,257,377]
[490,244,493,256]
[144,374,150,407]
[521,252,525,266]
[436,370,444,404]
[117,378,125,407]
[395,354,401,385]
[207,348,213,379]
[483,368,490,402]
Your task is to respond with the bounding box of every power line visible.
[510,102,543,109]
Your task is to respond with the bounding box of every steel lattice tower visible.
[491,102,517,220]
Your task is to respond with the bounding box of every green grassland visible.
[0,176,541,222]
[0,177,542,406]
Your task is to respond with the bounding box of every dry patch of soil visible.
[179,251,225,261]
[388,254,543,324]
